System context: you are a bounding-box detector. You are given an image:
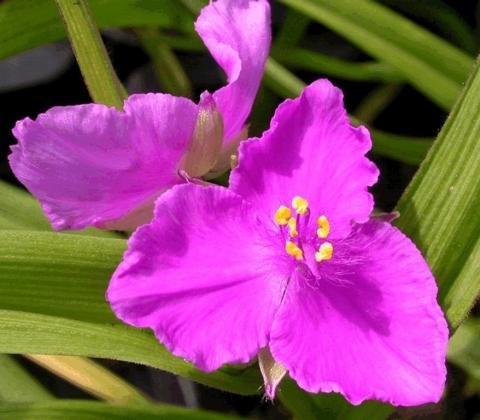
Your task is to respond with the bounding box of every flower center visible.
[274,196,334,263]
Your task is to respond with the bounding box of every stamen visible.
[315,242,333,262]
[292,196,308,215]
[316,215,330,239]
[287,217,298,237]
[286,241,303,260]
[274,205,292,225]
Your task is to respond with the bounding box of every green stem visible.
[55,0,127,109]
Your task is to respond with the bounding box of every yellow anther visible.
[316,215,330,239]
[274,205,292,225]
[292,196,309,215]
[287,217,298,237]
[285,241,304,260]
[315,242,334,262]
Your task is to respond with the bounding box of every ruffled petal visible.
[9,94,198,230]
[107,184,290,371]
[270,220,448,406]
[230,80,379,239]
[195,0,271,143]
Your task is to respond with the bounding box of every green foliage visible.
[0,400,241,420]
[1,0,480,417]
[0,230,261,395]
[280,0,473,110]
[0,0,193,61]
[396,56,480,330]
[54,0,127,108]
[0,355,53,402]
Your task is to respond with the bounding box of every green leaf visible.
[0,231,121,323]
[353,83,403,124]
[395,55,480,330]
[0,181,117,237]
[0,231,260,395]
[55,0,126,109]
[25,355,147,404]
[264,58,432,165]
[272,48,403,83]
[379,0,477,53]
[0,355,53,402]
[0,400,242,420]
[273,9,311,49]
[448,318,480,383]
[280,379,392,420]
[0,309,260,396]
[0,181,50,231]
[280,0,473,110]
[0,0,193,61]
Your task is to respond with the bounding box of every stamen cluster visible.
[274,196,333,263]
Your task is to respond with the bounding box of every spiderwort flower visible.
[8,0,270,231]
[107,80,448,405]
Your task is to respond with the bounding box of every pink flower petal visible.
[230,80,379,239]
[9,94,198,231]
[195,0,271,143]
[270,220,448,406]
[107,184,290,371]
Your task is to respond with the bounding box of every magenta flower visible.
[107,80,448,405]
[8,0,270,231]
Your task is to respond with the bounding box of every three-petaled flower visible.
[9,0,270,231]
[106,80,449,406]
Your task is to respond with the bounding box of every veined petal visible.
[107,184,290,371]
[195,0,271,143]
[230,80,379,239]
[9,94,198,231]
[270,220,448,406]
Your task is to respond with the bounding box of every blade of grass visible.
[54,0,126,109]
[0,230,260,395]
[0,400,242,420]
[0,0,194,61]
[279,379,392,420]
[395,55,480,330]
[24,355,147,403]
[0,186,146,404]
[280,0,473,110]
[273,9,311,49]
[0,309,261,395]
[380,0,477,53]
[354,83,403,124]
[0,181,114,238]
[0,355,53,402]
[448,318,480,383]
[272,48,403,83]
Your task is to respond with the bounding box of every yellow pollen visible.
[274,205,292,225]
[315,242,334,262]
[292,196,309,215]
[287,217,298,237]
[285,241,303,260]
[316,215,330,239]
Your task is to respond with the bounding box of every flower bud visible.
[180,92,224,178]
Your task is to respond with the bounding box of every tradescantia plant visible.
[1,0,480,418]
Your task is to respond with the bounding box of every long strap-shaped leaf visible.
[395,56,480,330]
[280,0,473,110]
[0,355,53,402]
[0,400,242,420]
[0,0,194,61]
[0,230,261,395]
